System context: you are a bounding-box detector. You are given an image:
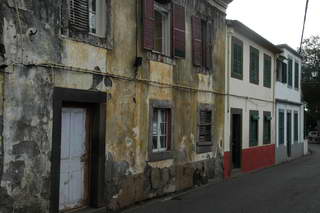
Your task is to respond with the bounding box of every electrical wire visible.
[299,0,310,54]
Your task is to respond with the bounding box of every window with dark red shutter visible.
[192,16,214,71]
[172,4,186,58]
[206,20,213,70]
[143,0,155,50]
[192,16,202,67]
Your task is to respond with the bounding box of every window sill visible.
[195,66,212,74]
[249,81,259,86]
[149,151,173,162]
[146,51,176,66]
[60,31,111,50]
[231,72,243,80]
[196,145,212,154]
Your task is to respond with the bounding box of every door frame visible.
[51,87,107,213]
[230,108,243,169]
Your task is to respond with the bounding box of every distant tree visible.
[300,35,320,81]
[301,35,320,132]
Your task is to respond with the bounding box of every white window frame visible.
[88,0,106,38]
[152,109,169,153]
[154,2,171,56]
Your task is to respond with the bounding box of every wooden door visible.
[59,108,89,211]
[287,112,292,157]
[231,111,242,169]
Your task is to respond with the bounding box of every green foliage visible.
[301,35,320,81]
[301,35,320,129]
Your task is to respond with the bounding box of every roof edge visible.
[227,20,282,54]
[277,44,302,59]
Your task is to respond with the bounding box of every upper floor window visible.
[294,62,300,89]
[263,54,272,88]
[276,59,287,84]
[192,16,214,72]
[250,46,259,85]
[61,0,112,48]
[154,3,171,55]
[288,58,293,87]
[143,0,186,58]
[68,0,106,37]
[231,37,243,80]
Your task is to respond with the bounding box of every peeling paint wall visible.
[105,0,228,210]
[0,0,229,212]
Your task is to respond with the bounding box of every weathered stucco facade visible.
[0,0,231,212]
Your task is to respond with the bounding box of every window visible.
[61,0,112,48]
[143,0,186,58]
[152,108,170,152]
[294,112,299,142]
[263,112,272,144]
[263,54,272,88]
[294,62,299,89]
[231,37,243,79]
[249,110,259,147]
[154,3,171,56]
[276,59,282,82]
[149,100,173,161]
[68,0,106,37]
[282,62,287,83]
[197,104,213,153]
[192,16,213,71]
[288,58,293,87]
[278,110,285,145]
[250,46,259,84]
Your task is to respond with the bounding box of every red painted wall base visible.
[224,152,232,178]
[241,144,275,172]
[224,144,275,178]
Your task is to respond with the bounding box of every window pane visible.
[160,109,166,122]
[153,136,158,150]
[160,136,167,149]
[154,11,163,53]
[288,59,293,87]
[160,123,166,135]
[89,0,97,33]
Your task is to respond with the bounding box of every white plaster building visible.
[275,44,307,163]
[224,20,282,177]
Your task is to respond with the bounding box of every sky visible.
[227,0,320,50]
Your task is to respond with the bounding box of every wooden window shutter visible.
[282,62,287,83]
[264,54,272,88]
[192,16,202,66]
[173,4,186,58]
[143,0,155,50]
[69,0,89,32]
[199,110,212,144]
[206,20,214,70]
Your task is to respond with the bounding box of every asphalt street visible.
[124,144,320,213]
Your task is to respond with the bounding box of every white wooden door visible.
[59,108,88,211]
